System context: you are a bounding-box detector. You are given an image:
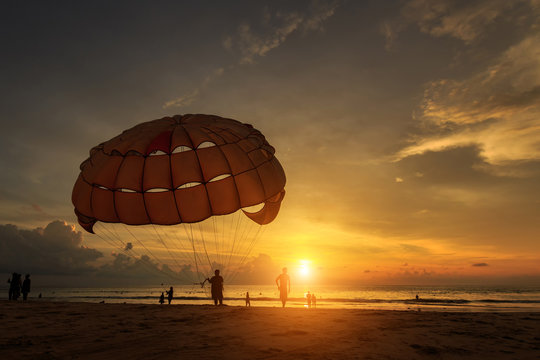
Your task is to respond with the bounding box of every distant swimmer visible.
[166,287,174,304]
[245,292,251,307]
[275,267,290,308]
[206,270,224,305]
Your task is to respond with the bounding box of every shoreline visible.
[8,297,540,313]
[1,300,539,359]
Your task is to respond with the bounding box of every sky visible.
[1,0,539,286]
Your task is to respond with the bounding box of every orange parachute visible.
[72,114,286,283]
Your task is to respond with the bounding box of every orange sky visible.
[1,0,539,285]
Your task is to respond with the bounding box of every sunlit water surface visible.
[10,285,540,312]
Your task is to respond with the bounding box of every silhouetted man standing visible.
[207,270,224,305]
[22,274,31,301]
[275,267,290,307]
[166,286,174,304]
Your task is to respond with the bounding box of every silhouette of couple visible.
[159,286,174,304]
[8,273,31,301]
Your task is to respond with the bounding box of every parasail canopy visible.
[72,114,286,233]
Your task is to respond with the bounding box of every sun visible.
[298,259,311,277]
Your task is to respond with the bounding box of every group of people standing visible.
[306,291,317,308]
[7,273,31,301]
[158,267,317,308]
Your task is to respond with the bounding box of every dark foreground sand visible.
[1,301,539,359]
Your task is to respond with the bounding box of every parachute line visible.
[198,222,214,274]
[94,224,187,282]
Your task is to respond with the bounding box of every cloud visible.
[162,89,199,109]
[0,221,194,284]
[472,262,489,267]
[162,67,225,109]
[163,0,338,108]
[95,252,196,284]
[228,1,338,64]
[399,243,431,255]
[0,221,103,275]
[229,253,280,284]
[402,0,513,43]
[383,0,532,48]
[397,32,540,166]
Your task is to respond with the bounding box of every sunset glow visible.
[298,260,311,278]
[1,0,539,288]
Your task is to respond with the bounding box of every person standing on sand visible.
[8,273,22,301]
[159,292,165,304]
[306,291,312,308]
[207,269,224,305]
[166,287,174,304]
[245,292,251,307]
[22,274,31,301]
[275,267,290,308]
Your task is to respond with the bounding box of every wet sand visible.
[1,301,539,359]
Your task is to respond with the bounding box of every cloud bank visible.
[390,0,540,171]
[0,221,102,275]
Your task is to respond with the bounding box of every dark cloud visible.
[230,253,280,284]
[399,244,430,254]
[95,253,195,285]
[0,221,102,275]
[472,262,489,267]
[396,145,494,186]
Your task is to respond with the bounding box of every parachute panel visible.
[171,151,204,188]
[115,155,145,191]
[220,143,253,175]
[72,174,93,217]
[93,155,123,189]
[206,176,241,215]
[143,155,172,191]
[197,146,231,182]
[234,169,266,207]
[175,185,212,223]
[115,192,150,224]
[91,187,119,222]
[144,192,181,225]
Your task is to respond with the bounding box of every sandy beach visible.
[1,301,539,359]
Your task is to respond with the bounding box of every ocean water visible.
[11,285,540,312]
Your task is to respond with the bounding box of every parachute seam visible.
[210,126,269,203]
[109,154,126,225]
[140,146,153,225]
[180,122,215,217]
[201,126,242,209]
[168,125,183,223]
